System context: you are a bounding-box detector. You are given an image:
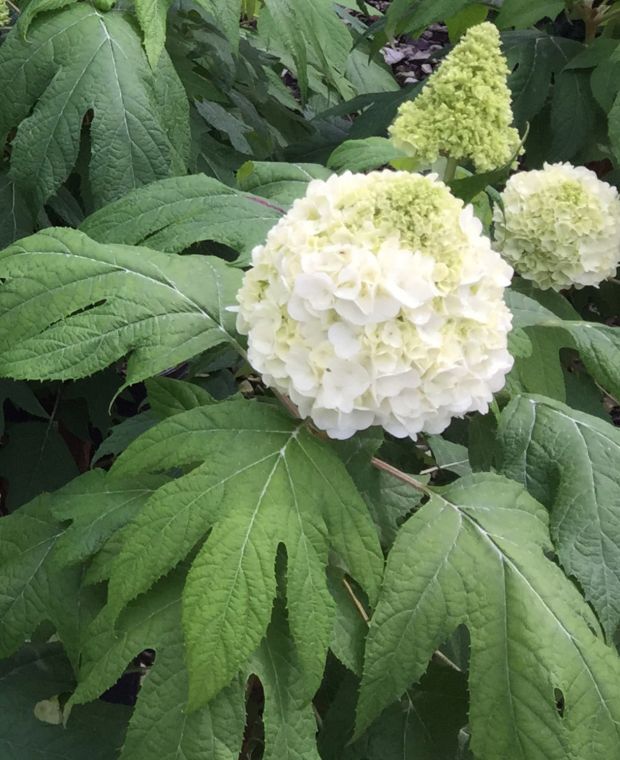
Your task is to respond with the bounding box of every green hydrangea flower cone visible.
[389,22,520,172]
[0,0,9,26]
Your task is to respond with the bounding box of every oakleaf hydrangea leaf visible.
[106,399,383,708]
[80,174,283,265]
[0,4,189,207]
[250,603,321,760]
[134,0,172,67]
[71,569,246,760]
[236,161,332,206]
[0,170,35,249]
[498,395,620,638]
[0,496,89,662]
[358,474,620,760]
[145,377,215,418]
[50,470,167,568]
[505,288,620,403]
[0,228,243,385]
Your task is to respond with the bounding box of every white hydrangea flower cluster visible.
[494,162,620,291]
[236,171,514,440]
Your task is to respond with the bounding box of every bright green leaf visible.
[327,137,407,173]
[236,161,331,206]
[51,470,166,568]
[146,377,215,418]
[250,603,321,760]
[71,570,246,760]
[80,174,282,264]
[135,0,173,66]
[259,0,352,101]
[106,399,382,708]
[0,496,82,659]
[0,228,243,385]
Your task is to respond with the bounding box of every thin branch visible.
[370,456,430,495]
[272,388,301,420]
[433,649,462,672]
[342,576,370,623]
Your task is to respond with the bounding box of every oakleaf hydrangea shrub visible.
[236,170,514,439]
[389,22,520,171]
[494,162,620,290]
[2,9,620,760]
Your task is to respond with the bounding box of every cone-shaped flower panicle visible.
[389,22,520,172]
[236,171,514,440]
[494,162,620,291]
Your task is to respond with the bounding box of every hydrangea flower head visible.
[0,1,9,26]
[389,22,520,172]
[236,171,514,440]
[494,162,620,291]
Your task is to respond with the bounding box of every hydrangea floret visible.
[236,171,514,440]
[494,162,620,291]
[389,22,520,172]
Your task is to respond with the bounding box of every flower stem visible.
[370,456,431,495]
[443,157,458,184]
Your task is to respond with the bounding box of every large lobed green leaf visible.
[0,5,189,208]
[0,228,242,386]
[70,568,247,760]
[0,496,81,661]
[502,32,581,131]
[0,473,164,662]
[498,395,620,638]
[358,474,620,760]
[102,399,383,709]
[506,287,620,403]
[72,569,322,759]
[236,161,331,207]
[80,174,283,264]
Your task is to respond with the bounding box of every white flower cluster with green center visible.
[389,22,520,172]
[494,162,620,291]
[236,171,514,439]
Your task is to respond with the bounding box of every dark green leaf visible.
[358,474,620,759]
[0,5,189,207]
[0,644,129,760]
[498,395,620,638]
